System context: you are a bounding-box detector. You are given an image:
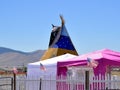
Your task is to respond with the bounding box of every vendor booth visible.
[57,49,120,90]
[26,53,77,90]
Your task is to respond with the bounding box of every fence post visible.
[85,71,89,90]
[13,73,16,90]
[11,77,14,90]
[39,78,42,90]
[106,87,108,90]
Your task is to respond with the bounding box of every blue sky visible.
[0,0,120,54]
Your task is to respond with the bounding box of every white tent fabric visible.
[26,53,76,90]
[27,53,76,77]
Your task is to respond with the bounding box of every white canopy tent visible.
[26,53,77,90]
[27,53,76,77]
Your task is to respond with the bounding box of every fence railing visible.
[19,75,120,90]
[0,77,13,90]
[1,75,120,90]
[89,74,120,90]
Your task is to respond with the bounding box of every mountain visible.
[0,47,45,67]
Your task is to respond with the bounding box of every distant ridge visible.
[0,47,27,54]
[0,47,45,67]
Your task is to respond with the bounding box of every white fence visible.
[15,74,120,90]
[1,74,120,90]
[89,74,120,90]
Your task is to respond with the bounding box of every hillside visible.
[0,47,45,67]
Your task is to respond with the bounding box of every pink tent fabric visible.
[57,49,120,76]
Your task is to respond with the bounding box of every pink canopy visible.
[57,49,120,76]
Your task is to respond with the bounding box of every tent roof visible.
[57,49,120,67]
[28,53,77,67]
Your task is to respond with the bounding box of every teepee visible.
[41,16,78,60]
